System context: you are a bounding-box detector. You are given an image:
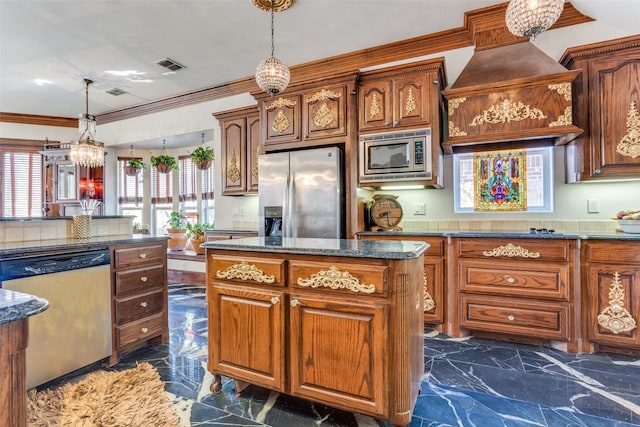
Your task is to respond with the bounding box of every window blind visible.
[1,151,43,217]
[151,165,172,204]
[117,157,143,204]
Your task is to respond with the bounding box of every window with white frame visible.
[201,161,215,224]
[117,157,144,225]
[178,156,198,222]
[453,146,553,213]
[1,141,43,217]
[152,166,173,235]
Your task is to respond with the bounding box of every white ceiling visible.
[1,1,638,126]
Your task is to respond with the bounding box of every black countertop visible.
[356,230,640,241]
[0,235,170,258]
[202,237,429,259]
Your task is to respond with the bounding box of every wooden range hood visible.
[441,2,592,154]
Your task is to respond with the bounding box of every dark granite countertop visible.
[201,237,428,259]
[0,289,48,325]
[356,230,640,241]
[0,235,170,258]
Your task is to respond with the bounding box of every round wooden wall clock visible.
[368,194,403,231]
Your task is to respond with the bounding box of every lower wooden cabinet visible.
[110,240,168,365]
[453,237,582,352]
[583,240,640,352]
[357,234,446,327]
[207,249,423,426]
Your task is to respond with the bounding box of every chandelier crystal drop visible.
[255,0,290,96]
[505,0,565,40]
[69,79,105,168]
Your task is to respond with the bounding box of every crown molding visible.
[0,112,77,128]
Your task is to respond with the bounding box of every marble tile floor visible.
[39,284,640,427]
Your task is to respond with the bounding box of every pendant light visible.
[254,0,292,96]
[505,0,564,40]
[69,79,105,168]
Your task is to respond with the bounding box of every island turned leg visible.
[210,374,222,393]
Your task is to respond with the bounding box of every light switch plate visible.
[588,199,600,213]
[413,202,426,215]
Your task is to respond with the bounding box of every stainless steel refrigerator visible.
[258,146,344,239]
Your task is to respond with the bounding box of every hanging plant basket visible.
[155,162,173,174]
[194,159,212,170]
[124,165,140,176]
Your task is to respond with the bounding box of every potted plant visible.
[185,221,214,254]
[190,146,214,170]
[165,211,188,251]
[151,154,178,173]
[125,159,147,177]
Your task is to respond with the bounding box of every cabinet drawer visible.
[289,260,389,296]
[115,265,165,296]
[459,260,568,300]
[116,312,164,348]
[460,295,568,340]
[212,255,285,287]
[115,289,164,324]
[585,241,640,264]
[456,239,571,262]
[114,244,166,268]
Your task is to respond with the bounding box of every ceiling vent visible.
[155,57,186,72]
[105,87,127,96]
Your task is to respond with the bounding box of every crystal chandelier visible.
[254,0,291,96]
[69,79,105,168]
[505,0,565,40]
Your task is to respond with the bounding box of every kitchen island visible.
[0,289,48,427]
[203,237,428,427]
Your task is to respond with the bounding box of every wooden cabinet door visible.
[423,257,443,323]
[359,80,393,132]
[393,73,433,128]
[587,266,640,348]
[588,51,640,177]
[221,117,247,195]
[263,95,302,145]
[303,85,347,140]
[208,283,285,391]
[246,112,261,193]
[288,292,387,416]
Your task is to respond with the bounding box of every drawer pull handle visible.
[505,276,515,284]
[140,276,148,282]
[507,315,515,321]
[141,327,148,333]
[140,301,148,308]
[271,296,280,305]
[139,253,148,259]
[290,299,300,307]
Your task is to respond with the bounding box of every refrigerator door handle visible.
[289,172,296,238]
[284,171,291,238]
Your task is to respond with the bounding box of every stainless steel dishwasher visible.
[0,249,112,389]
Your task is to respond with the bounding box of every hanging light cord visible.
[270,0,275,57]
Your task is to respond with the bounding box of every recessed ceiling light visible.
[34,79,52,86]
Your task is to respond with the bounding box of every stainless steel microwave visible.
[359,128,432,184]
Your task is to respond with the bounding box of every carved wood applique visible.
[227,150,241,183]
[369,92,381,119]
[216,260,275,284]
[482,243,541,258]
[266,98,296,134]
[307,89,341,128]
[616,101,640,159]
[448,97,467,137]
[469,99,547,127]
[597,272,637,335]
[297,266,376,294]
[423,272,435,312]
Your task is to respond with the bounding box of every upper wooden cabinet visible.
[359,58,446,133]
[213,106,260,195]
[254,73,358,151]
[560,35,640,182]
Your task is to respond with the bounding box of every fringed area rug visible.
[27,362,180,427]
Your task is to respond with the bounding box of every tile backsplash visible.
[0,217,134,243]
[400,219,620,233]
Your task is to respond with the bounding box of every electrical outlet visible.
[413,202,426,215]
[231,208,245,217]
[587,199,600,213]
